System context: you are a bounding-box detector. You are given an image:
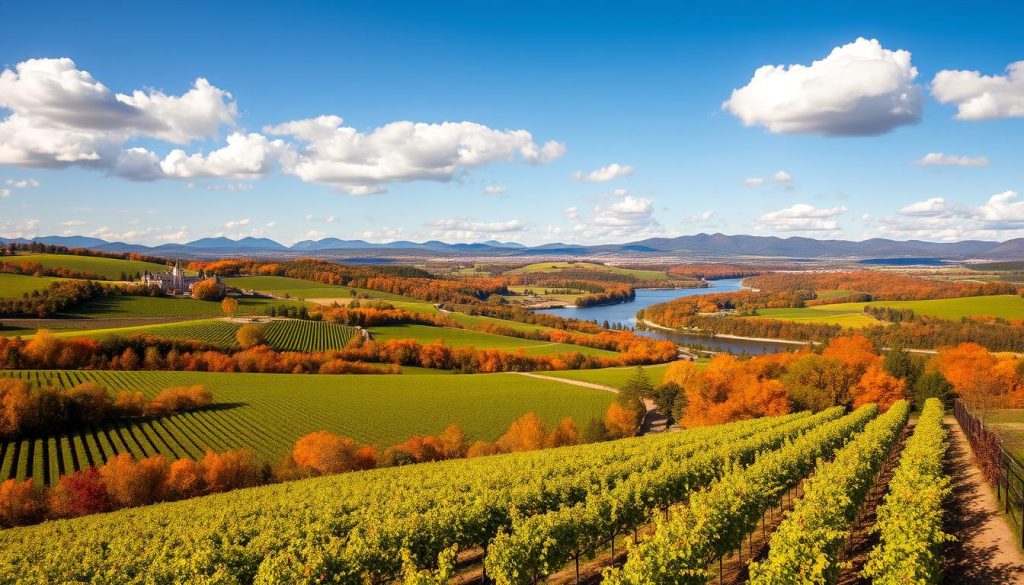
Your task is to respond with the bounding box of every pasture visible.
[540,362,679,387]
[752,294,1024,327]
[7,253,169,280]
[984,409,1024,464]
[0,273,67,298]
[0,369,615,485]
[225,275,411,302]
[367,323,617,357]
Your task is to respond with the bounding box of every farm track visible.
[943,416,1024,584]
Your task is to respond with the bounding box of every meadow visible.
[225,275,411,302]
[752,294,1024,327]
[367,323,617,356]
[540,362,680,387]
[983,409,1024,464]
[0,273,67,297]
[7,253,169,280]
[0,369,615,485]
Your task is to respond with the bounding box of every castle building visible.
[140,260,223,295]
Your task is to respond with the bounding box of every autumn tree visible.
[580,417,608,443]
[100,453,169,508]
[292,431,369,475]
[48,468,110,518]
[191,279,224,301]
[781,354,859,411]
[604,403,638,439]
[202,449,261,492]
[822,334,879,377]
[165,458,206,499]
[221,297,239,317]
[913,371,956,409]
[852,364,906,410]
[496,413,547,452]
[436,425,468,459]
[545,417,579,448]
[236,324,267,349]
[0,479,45,527]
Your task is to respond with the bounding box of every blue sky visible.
[1,1,1023,245]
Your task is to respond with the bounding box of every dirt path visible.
[510,372,665,434]
[943,416,1024,584]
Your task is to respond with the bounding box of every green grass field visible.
[7,253,169,280]
[752,294,1024,327]
[367,323,617,357]
[225,275,411,302]
[508,261,670,281]
[541,362,681,387]
[987,409,1024,464]
[0,273,68,298]
[61,294,308,319]
[48,318,359,352]
[0,369,615,485]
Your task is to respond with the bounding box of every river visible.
[534,278,798,354]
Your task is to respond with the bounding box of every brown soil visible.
[943,416,1024,584]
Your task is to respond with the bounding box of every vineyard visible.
[52,318,360,352]
[0,369,613,486]
[0,410,826,582]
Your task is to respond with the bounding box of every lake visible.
[535,278,798,354]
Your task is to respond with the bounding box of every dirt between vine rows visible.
[942,417,1024,584]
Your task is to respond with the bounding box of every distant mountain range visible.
[3,233,1023,261]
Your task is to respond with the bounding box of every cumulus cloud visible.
[186,181,254,192]
[265,115,565,194]
[914,152,990,167]
[0,189,10,199]
[564,206,579,220]
[0,57,564,193]
[483,185,507,194]
[681,210,724,228]
[0,57,237,168]
[743,177,765,188]
[571,194,664,241]
[772,170,793,182]
[872,190,1024,240]
[932,61,1024,120]
[427,218,528,241]
[755,203,846,233]
[571,163,634,182]
[723,38,922,136]
[304,214,337,223]
[744,171,794,188]
[61,219,87,226]
[0,218,41,239]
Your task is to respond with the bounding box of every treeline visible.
[864,305,917,323]
[667,263,774,280]
[746,270,1019,302]
[0,280,163,318]
[0,327,674,375]
[0,378,211,439]
[574,283,635,307]
[0,241,169,266]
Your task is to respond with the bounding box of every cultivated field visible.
[6,253,169,280]
[225,275,411,302]
[62,295,307,319]
[0,369,615,485]
[752,294,1024,326]
[367,323,617,356]
[540,362,678,386]
[0,273,67,297]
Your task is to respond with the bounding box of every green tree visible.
[654,382,684,423]
[619,366,653,422]
[580,417,608,444]
[883,344,923,389]
[781,354,859,411]
[912,371,955,409]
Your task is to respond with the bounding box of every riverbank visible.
[637,319,811,346]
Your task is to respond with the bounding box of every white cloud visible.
[772,170,793,183]
[0,57,237,168]
[60,219,87,226]
[483,185,507,194]
[681,210,724,228]
[899,197,952,217]
[976,190,1024,227]
[360,227,408,242]
[743,177,765,188]
[185,181,254,192]
[304,214,337,223]
[0,218,40,239]
[265,115,564,194]
[224,218,251,229]
[427,218,528,241]
[932,61,1024,120]
[755,203,846,233]
[563,206,579,220]
[571,163,634,182]
[571,194,664,241]
[156,132,291,179]
[914,152,990,167]
[723,38,922,136]
[5,179,40,188]
[0,189,10,198]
